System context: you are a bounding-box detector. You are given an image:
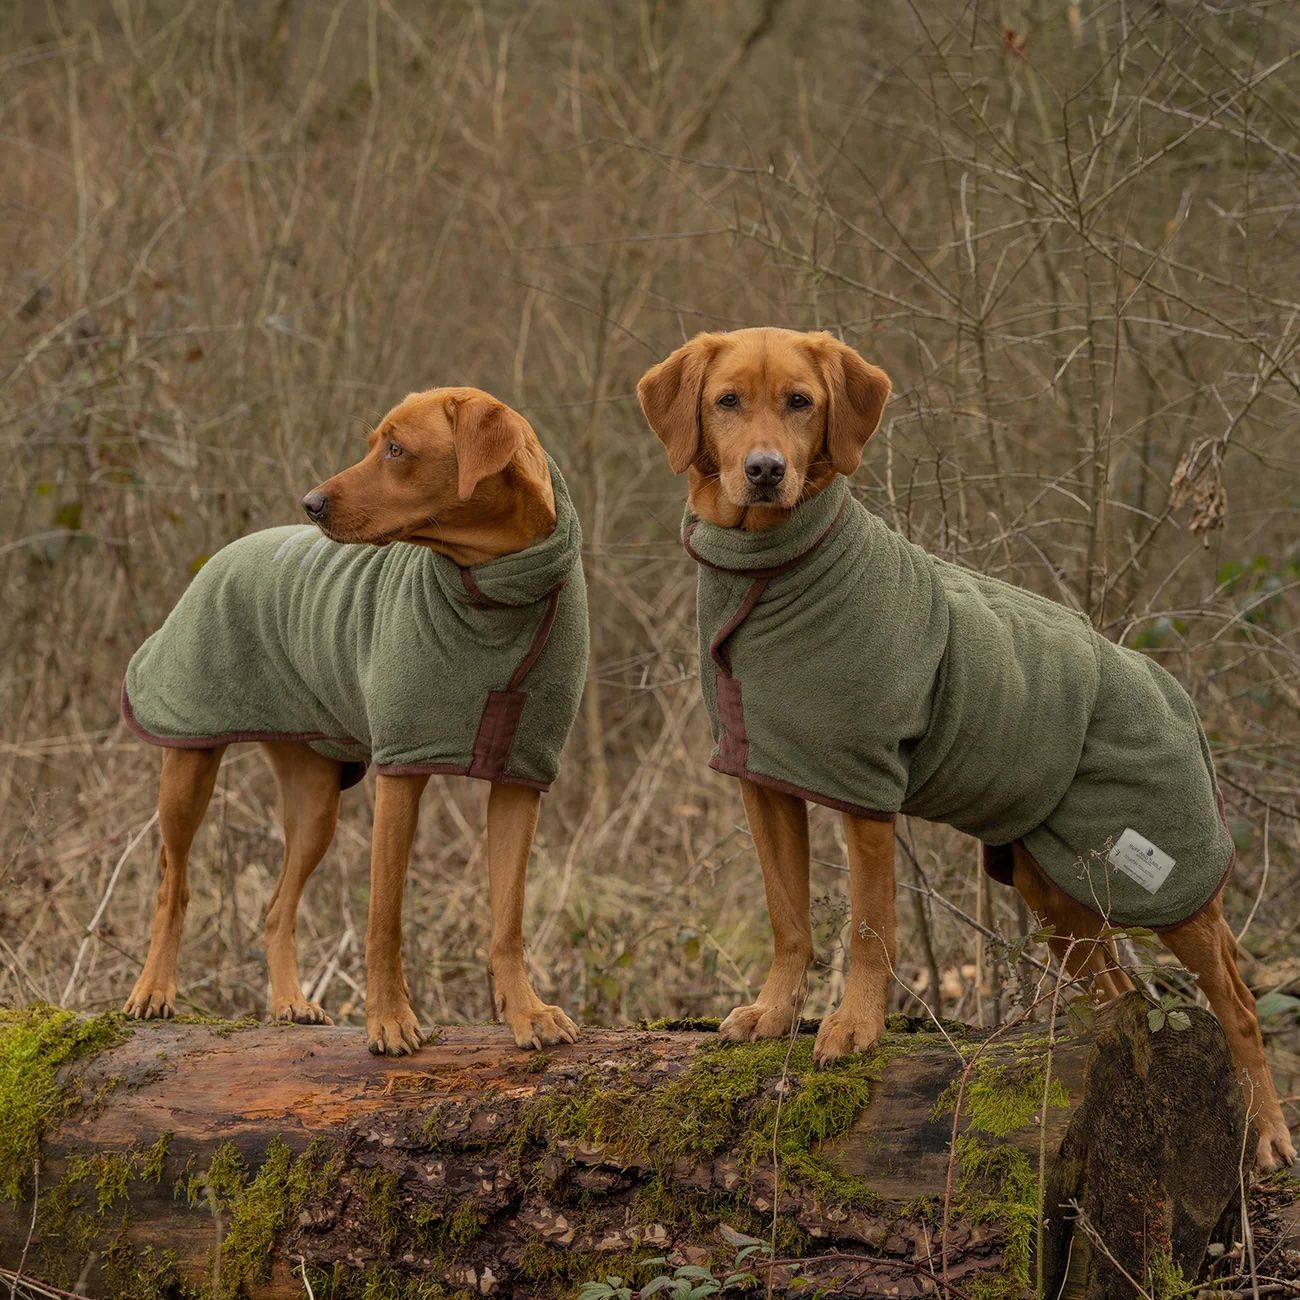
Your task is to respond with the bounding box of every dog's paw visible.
[719,1001,795,1043]
[123,983,176,1020]
[366,1004,424,1056]
[813,1007,884,1067]
[505,1003,579,1051]
[272,998,333,1026]
[1256,1124,1297,1173]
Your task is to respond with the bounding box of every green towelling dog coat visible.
[685,476,1234,929]
[124,456,588,793]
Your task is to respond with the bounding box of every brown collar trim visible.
[459,567,499,606]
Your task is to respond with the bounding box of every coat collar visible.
[683,475,849,577]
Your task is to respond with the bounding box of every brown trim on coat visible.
[508,586,564,689]
[459,582,565,781]
[468,689,528,781]
[122,680,364,752]
[715,675,747,768]
[709,577,769,673]
[683,496,848,579]
[121,681,369,791]
[458,567,498,606]
[709,755,899,822]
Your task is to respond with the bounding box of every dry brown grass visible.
[2,1,1297,1118]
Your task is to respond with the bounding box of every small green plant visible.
[1255,991,1300,1027]
[1147,994,1191,1034]
[579,1228,771,1299]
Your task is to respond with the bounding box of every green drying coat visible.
[685,476,1234,929]
[124,457,588,793]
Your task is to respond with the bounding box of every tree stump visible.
[0,995,1253,1298]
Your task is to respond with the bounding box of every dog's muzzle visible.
[302,490,329,523]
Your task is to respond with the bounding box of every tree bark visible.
[0,995,1252,1299]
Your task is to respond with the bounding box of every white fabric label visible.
[1107,828,1175,895]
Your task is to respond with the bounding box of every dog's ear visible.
[448,394,531,500]
[812,335,891,477]
[637,334,723,474]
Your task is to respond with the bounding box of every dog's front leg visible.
[720,780,813,1042]
[814,813,897,1066]
[365,772,428,1056]
[486,783,578,1049]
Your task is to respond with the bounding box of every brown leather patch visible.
[469,689,527,780]
[716,674,747,768]
[508,586,563,689]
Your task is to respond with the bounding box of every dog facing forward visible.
[638,326,1294,1171]
[121,387,587,1055]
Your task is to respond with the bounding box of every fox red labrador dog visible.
[121,387,587,1055]
[639,326,1293,1171]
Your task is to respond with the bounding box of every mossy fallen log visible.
[0,996,1253,1299]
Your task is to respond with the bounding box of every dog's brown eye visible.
[788,393,810,409]
[385,442,404,459]
[717,393,739,408]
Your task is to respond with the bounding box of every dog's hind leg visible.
[719,780,813,1043]
[1161,902,1295,1171]
[485,782,578,1049]
[123,746,225,1019]
[1011,843,1134,999]
[261,741,342,1025]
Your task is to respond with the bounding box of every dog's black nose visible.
[744,452,786,487]
[302,490,328,522]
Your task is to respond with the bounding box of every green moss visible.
[101,1229,192,1300]
[900,1192,942,1223]
[512,1037,884,1293]
[66,1150,135,1214]
[885,1012,973,1037]
[60,1136,170,1215]
[446,1201,484,1247]
[405,1194,484,1255]
[186,1140,247,1208]
[934,1040,1071,1298]
[359,1167,403,1253]
[0,1005,126,1200]
[1146,1247,1191,1300]
[37,1136,188,1297]
[518,1239,648,1296]
[642,1016,723,1031]
[216,1138,291,1292]
[520,1037,883,1212]
[631,1177,803,1254]
[955,1136,1036,1300]
[141,1132,171,1183]
[44,1134,341,1300]
[933,1048,1070,1138]
[302,1263,465,1300]
[171,1013,260,1037]
[211,1137,342,1298]
[422,1100,454,1144]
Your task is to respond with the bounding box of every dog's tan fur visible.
[124,387,577,1056]
[639,326,1295,1171]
